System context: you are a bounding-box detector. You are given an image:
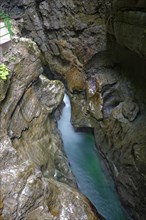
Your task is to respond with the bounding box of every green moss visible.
[0,64,9,80]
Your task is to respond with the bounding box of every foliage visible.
[0,11,12,37]
[0,64,9,80]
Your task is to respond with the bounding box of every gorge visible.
[58,94,128,220]
[0,0,146,220]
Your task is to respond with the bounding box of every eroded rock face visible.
[52,60,146,219]
[0,136,98,220]
[1,0,146,219]
[71,62,146,220]
[104,3,146,218]
[0,36,99,219]
[15,1,146,219]
[106,0,146,58]
[6,0,109,94]
[92,72,146,220]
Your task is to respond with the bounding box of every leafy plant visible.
[0,64,9,80]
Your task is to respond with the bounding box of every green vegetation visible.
[11,56,17,62]
[0,64,9,80]
[0,11,12,38]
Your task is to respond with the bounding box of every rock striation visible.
[1,0,146,220]
[0,35,99,219]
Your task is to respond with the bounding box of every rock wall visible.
[1,0,146,220]
[0,34,99,219]
[8,0,109,92]
[106,0,146,58]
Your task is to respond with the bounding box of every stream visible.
[58,94,128,220]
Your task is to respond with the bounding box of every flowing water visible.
[58,94,128,220]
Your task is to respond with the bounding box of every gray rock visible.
[0,33,99,219]
[1,0,146,219]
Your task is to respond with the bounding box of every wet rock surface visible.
[1,135,98,220]
[2,0,109,93]
[0,0,146,220]
[0,35,99,219]
[92,73,146,220]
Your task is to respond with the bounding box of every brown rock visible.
[0,33,100,220]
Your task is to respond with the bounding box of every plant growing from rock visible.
[0,64,9,80]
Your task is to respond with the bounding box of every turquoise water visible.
[58,94,128,220]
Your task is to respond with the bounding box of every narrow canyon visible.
[0,1,146,220]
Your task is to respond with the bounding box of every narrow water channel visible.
[58,94,128,220]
